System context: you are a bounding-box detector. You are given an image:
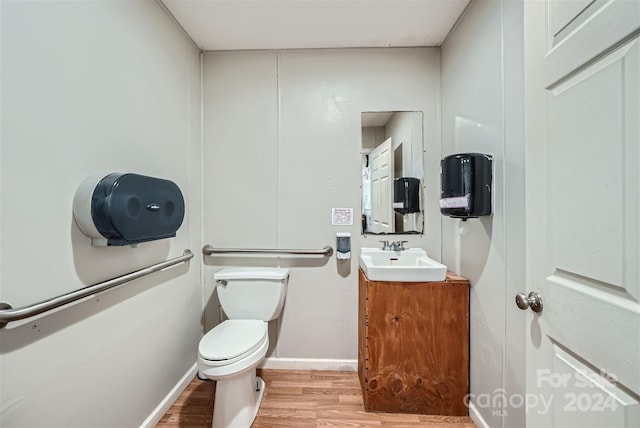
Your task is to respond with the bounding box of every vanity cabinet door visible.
[358,269,368,393]
[358,269,469,416]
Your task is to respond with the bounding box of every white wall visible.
[0,1,202,426]
[361,126,385,150]
[441,0,525,427]
[202,48,441,366]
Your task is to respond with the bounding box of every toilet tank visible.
[214,268,289,321]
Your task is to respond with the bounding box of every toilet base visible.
[212,371,265,428]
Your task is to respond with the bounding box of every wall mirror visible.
[361,111,424,235]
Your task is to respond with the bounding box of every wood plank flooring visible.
[156,369,475,427]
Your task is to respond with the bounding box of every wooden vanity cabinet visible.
[358,269,469,416]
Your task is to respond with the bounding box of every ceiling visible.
[161,0,471,51]
[362,112,393,127]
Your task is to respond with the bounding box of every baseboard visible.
[140,363,198,428]
[468,401,490,428]
[258,357,357,371]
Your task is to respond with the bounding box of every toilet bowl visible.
[197,268,289,428]
[198,320,269,427]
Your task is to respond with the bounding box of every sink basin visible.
[359,248,447,282]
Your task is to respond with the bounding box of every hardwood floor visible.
[156,369,476,427]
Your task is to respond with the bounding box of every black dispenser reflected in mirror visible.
[440,153,492,219]
[393,177,421,214]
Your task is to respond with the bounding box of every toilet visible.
[197,267,289,428]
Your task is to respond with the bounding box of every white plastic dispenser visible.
[336,232,351,260]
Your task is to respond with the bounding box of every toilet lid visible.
[199,320,267,361]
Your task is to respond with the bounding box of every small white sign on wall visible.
[332,208,353,226]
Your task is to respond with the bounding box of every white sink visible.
[359,247,447,282]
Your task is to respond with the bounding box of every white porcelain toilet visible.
[197,267,289,428]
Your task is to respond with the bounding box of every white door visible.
[370,137,394,234]
[524,0,640,426]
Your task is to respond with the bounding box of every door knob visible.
[515,291,543,313]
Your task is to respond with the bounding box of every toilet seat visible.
[199,320,267,366]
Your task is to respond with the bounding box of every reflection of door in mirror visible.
[361,111,424,235]
[370,137,393,233]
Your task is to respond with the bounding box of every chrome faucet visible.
[379,240,408,251]
[389,240,408,251]
[379,240,391,250]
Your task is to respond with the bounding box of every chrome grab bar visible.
[0,249,194,328]
[202,244,334,257]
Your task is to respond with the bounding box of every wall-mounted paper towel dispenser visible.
[73,173,185,246]
[440,153,492,219]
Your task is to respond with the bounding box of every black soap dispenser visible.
[440,153,492,219]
